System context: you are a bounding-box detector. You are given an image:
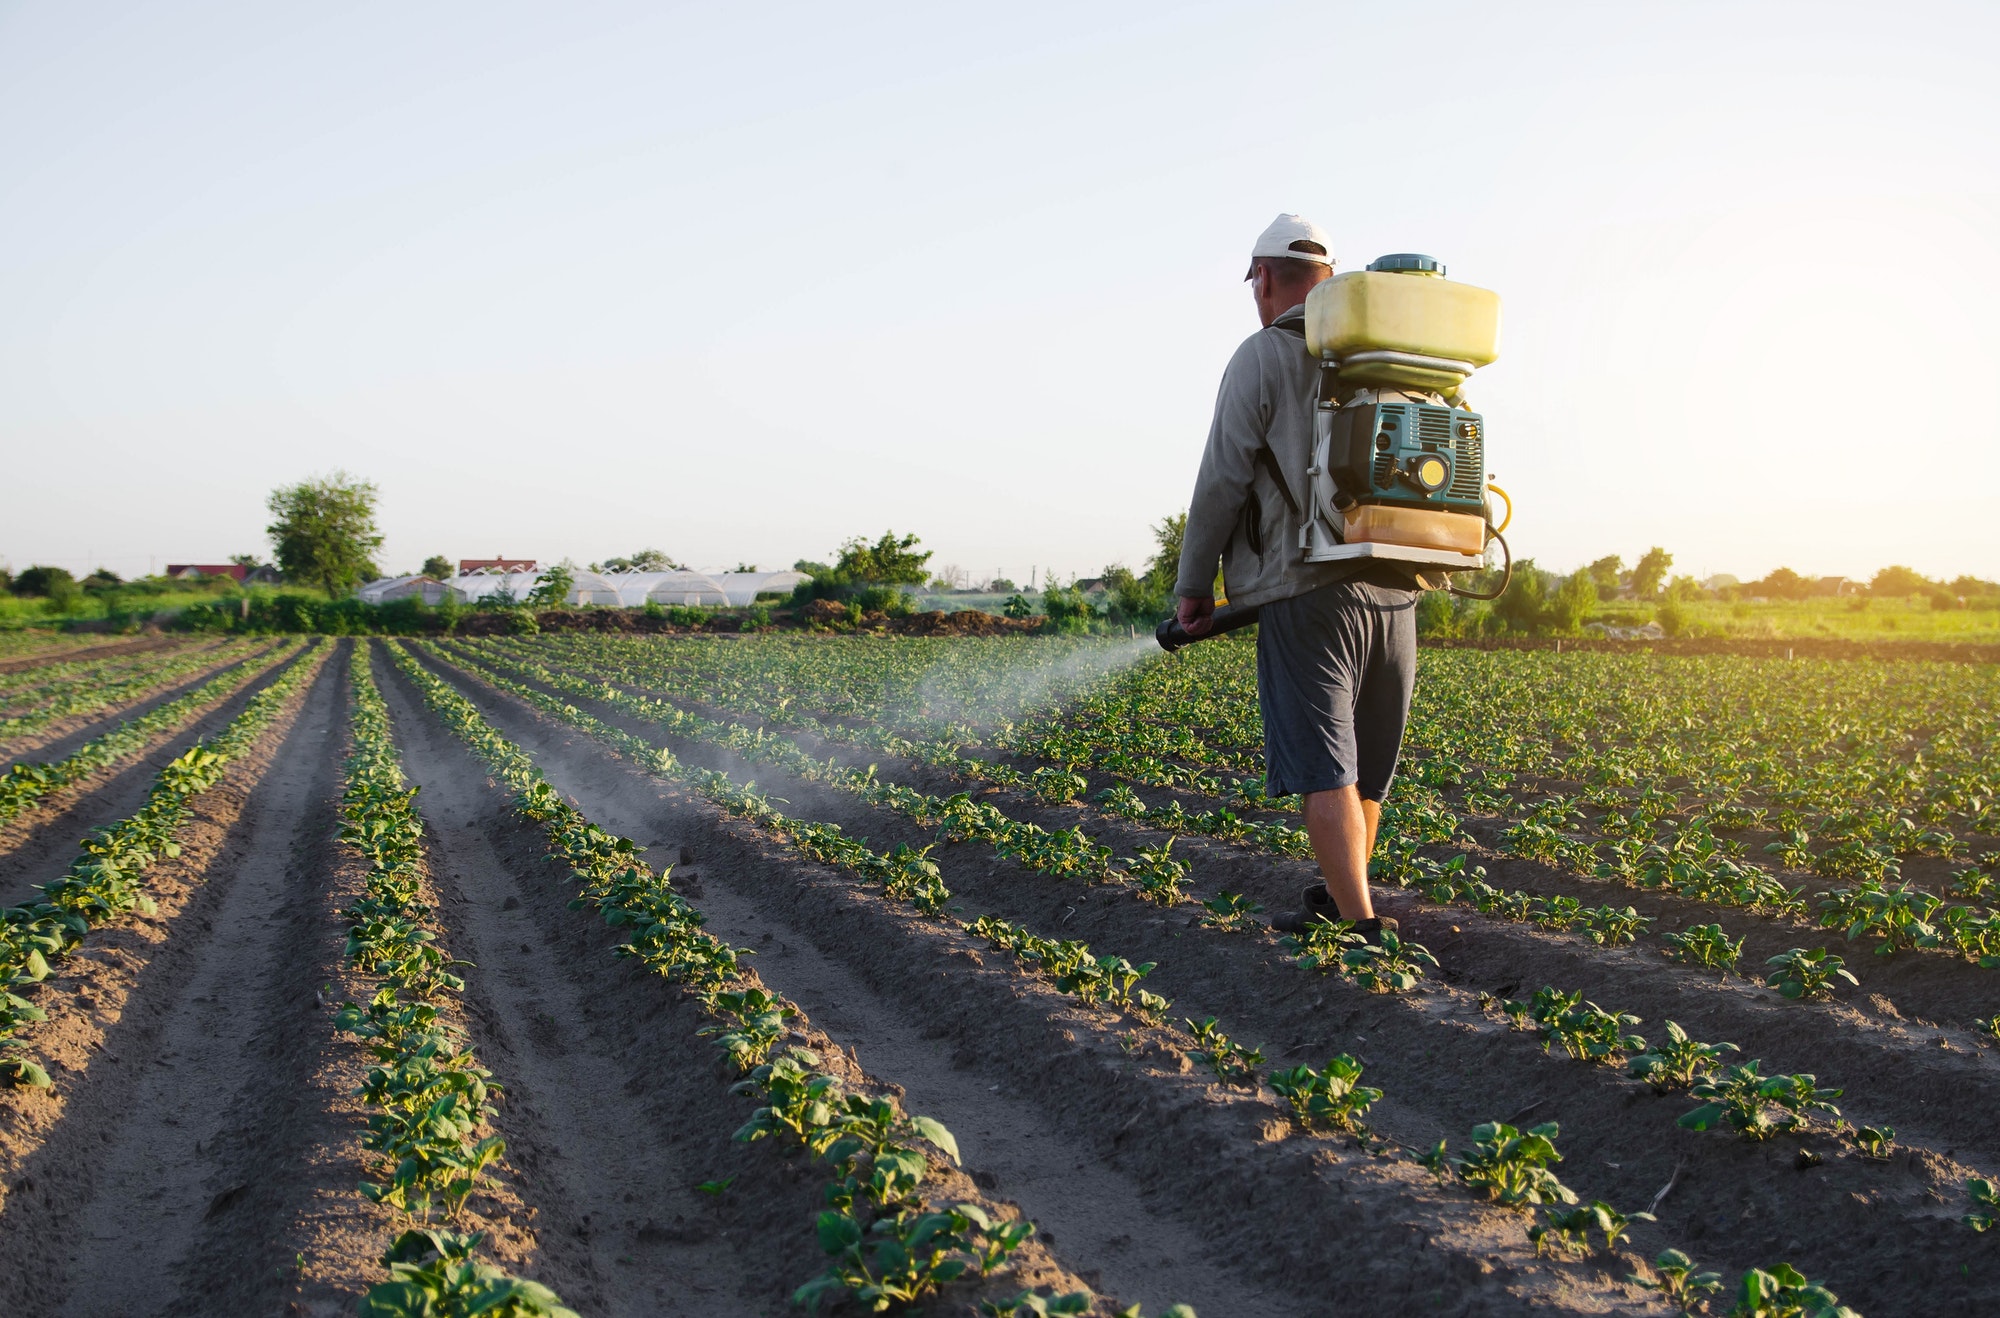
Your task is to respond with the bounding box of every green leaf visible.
[815,1209,862,1254]
[908,1115,960,1164]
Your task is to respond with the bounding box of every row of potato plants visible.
[0,639,263,741]
[650,642,1997,976]
[0,640,230,719]
[468,641,1841,992]
[0,640,298,826]
[539,632,1993,919]
[338,643,576,1317]
[479,640,1876,1311]
[0,638,222,701]
[379,642,1141,1315]
[0,643,323,1087]
[511,632,1995,854]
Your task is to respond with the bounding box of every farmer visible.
[1174,213,1423,941]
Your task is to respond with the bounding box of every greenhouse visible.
[356,575,448,605]
[439,568,808,608]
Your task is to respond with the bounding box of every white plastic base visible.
[1302,541,1487,570]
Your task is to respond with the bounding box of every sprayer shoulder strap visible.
[1253,313,1309,519]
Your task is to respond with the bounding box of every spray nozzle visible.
[1154,605,1262,653]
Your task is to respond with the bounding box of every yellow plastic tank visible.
[1305,255,1500,391]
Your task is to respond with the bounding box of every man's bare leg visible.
[1302,785,1380,921]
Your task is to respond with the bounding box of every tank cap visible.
[1367,253,1445,275]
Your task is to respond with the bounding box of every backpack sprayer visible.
[1157,253,1512,652]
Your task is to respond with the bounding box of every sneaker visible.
[1271,885,1400,942]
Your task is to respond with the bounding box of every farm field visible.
[0,633,1994,1316]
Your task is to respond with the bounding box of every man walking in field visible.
[1174,213,1423,939]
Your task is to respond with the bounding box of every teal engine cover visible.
[1322,400,1486,516]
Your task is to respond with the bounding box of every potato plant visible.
[1198,890,1263,931]
[1629,1249,1723,1312]
[1503,987,1645,1064]
[1677,1062,1842,1140]
[1628,1021,1740,1092]
[1964,1178,2000,1232]
[1663,924,1744,973]
[1183,1016,1262,1086]
[358,1229,579,1318]
[1283,922,1437,994]
[1268,1055,1380,1133]
[1529,1200,1653,1258]
[1125,838,1189,906]
[1726,1263,1860,1317]
[1763,948,1858,1000]
[1446,1121,1576,1209]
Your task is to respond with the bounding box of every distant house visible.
[165,563,248,582]
[459,557,537,575]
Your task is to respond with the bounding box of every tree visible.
[1145,512,1188,593]
[835,531,931,585]
[1870,565,1931,597]
[266,473,384,597]
[229,553,262,570]
[595,548,682,572]
[1546,571,1598,634]
[1631,547,1673,600]
[10,565,74,597]
[1585,555,1625,595]
[421,555,454,581]
[525,561,576,608]
[1751,566,1809,599]
[1492,559,1552,634]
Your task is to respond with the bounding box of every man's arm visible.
[1176,335,1272,607]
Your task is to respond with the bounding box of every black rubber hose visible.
[1447,530,1513,601]
[1155,605,1262,653]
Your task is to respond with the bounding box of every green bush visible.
[850,585,914,617]
[1041,580,1100,633]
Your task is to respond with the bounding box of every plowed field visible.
[1,633,1994,1316]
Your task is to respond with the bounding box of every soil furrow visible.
[0,648,332,1317]
[426,642,2000,1315]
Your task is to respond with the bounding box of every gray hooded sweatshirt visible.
[1176,305,1413,609]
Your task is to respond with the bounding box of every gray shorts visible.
[1255,578,1418,800]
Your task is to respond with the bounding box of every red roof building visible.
[458,557,538,575]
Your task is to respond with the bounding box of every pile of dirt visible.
[888,608,1045,636]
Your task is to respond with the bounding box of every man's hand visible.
[1177,594,1216,637]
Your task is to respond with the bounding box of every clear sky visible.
[3,0,1996,587]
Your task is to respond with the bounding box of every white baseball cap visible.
[1244,213,1334,279]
